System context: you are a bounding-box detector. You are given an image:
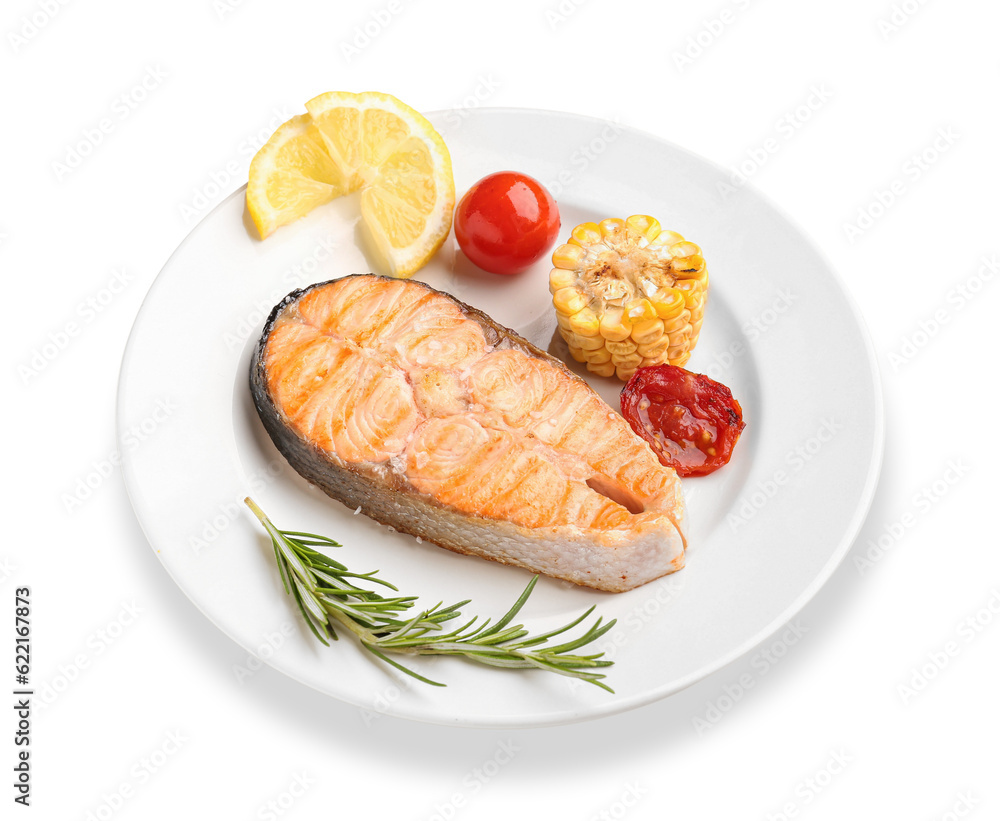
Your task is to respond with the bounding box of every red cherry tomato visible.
[621,365,745,477]
[454,171,560,275]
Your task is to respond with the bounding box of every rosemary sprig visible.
[244,497,616,691]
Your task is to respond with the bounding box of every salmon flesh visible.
[250,274,687,592]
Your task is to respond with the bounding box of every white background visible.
[4,0,998,818]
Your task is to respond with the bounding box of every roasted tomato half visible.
[621,365,745,477]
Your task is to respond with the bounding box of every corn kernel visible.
[662,310,692,334]
[612,351,643,369]
[672,258,706,280]
[639,356,663,368]
[568,307,601,337]
[567,345,587,363]
[570,222,602,246]
[599,218,627,243]
[669,241,701,259]
[630,317,664,345]
[616,366,637,381]
[650,230,684,248]
[589,360,617,378]
[637,337,671,358]
[549,267,576,293]
[625,214,660,241]
[584,347,612,365]
[625,298,656,322]
[605,339,637,355]
[599,307,632,342]
[553,287,588,316]
[651,287,685,318]
[574,332,607,351]
[552,243,586,269]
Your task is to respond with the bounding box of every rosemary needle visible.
[244,497,616,691]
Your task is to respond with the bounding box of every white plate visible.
[118,108,883,728]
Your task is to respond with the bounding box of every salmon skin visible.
[250,274,687,592]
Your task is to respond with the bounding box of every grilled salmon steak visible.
[251,274,687,592]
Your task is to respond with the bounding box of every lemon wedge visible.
[246,114,348,240]
[247,92,454,279]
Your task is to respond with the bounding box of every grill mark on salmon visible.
[251,274,687,592]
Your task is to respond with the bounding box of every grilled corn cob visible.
[549,215,709,381]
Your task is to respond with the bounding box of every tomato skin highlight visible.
[454,171,561,275]
[620,365,745,477]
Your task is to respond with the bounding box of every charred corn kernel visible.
[589,360,617,378]
[599,306,631,342]
[553,287,588,316]
[630,317,665,346]
[605,339,638,355]
[584,347,613,365]
[625,298,657,322]
[568,307,601,337]
[570,222,602,246]
[550,214,710,380]
[549,267,577,293]
[625,214,660,240]
[568,345,587,363]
